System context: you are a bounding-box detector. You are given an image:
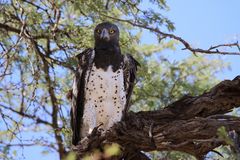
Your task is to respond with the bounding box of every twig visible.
[100,14,240,56]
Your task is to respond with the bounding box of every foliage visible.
[0,0,233,160]
[83,143,121,160]
[64,152,76,160]
[217,126,234,146]
[132,55,225,112]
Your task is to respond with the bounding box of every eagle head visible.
[94,22,120,50]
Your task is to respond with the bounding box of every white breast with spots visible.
[80,64,126,138]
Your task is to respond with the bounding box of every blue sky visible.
[142,0,239,80]
[9,1,240,159]
[162,0,240,80]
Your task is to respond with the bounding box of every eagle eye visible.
[109,29,115,34]
[96,29,101,34]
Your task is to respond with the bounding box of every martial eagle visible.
[70,22,139,145]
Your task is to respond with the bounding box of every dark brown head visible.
[94,22,120,51]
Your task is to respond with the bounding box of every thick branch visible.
[75,76,240,159]
[136,76,240,122]
[107,115,240,159]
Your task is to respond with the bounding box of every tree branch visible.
[31,40,67,158]
[100,14,240,56]
[137,76,240,121]
[0,23,49,39]
[75,76,240,159]
[0,104,52,126]
[107,115,240,159]
[0,23,21,34]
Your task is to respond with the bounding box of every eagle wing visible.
[71,48,95,145]
[123,54,139,116]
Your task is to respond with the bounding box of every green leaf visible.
[217,126,234,146]
[64,152,76,160]
[104,143,121,157]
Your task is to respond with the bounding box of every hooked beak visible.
[100,28,110,41]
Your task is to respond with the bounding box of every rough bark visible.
[75,76,240,159]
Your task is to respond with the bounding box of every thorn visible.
[192,51,197,57]
[211,150,224,157]
[209,46,213,50]
[236,41,240,51]
[149,122,153,138]
[149,122,157,149]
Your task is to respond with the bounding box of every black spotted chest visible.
[83,63,126,129]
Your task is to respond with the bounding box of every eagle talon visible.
[98,128,105,133]
[98,122,104,127]
[88,123,104,138]
[97,123,105,133]
[76,137,89,152]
